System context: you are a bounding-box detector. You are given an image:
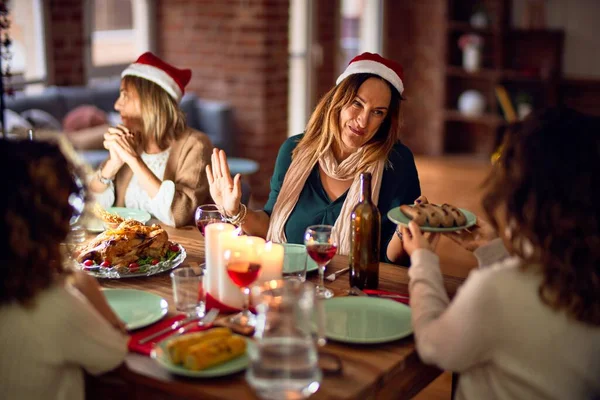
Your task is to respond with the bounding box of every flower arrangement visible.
[458,34,484,50]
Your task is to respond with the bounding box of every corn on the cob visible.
[184,335,246,371]
[166,327,232,364]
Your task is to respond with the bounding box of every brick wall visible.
[156,0,290,205]
[314,0,339,102]
[384,0,446,155]
[46,0,86,86]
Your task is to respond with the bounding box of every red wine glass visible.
[224,247,262,327]
[194,204,225,236]
[304,224,337,299]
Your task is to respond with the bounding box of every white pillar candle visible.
[204,223,235,300]
[258,241,284,283]
[217,232,251,308]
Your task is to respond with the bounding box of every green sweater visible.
[264,135,421,262]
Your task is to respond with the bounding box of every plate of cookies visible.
[387,203,477,232]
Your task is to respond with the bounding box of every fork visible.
[326,267,350,282]
[176,308,220,336]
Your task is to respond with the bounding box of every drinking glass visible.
[247,279,324,400]
[224,246,261,327]
[304,225,337,299]
[170,267,205,318]
[282,244,308,282]
[195,204,225,236]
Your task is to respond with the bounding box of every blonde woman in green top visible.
[207,53,422,263]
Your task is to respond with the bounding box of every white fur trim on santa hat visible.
[336,59,404,95]
[121,63,183,102]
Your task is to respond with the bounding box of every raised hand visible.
[206,149,242,217]
[444,218,498,252]
[400,221,440,256]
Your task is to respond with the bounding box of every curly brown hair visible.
[482,107,600,325]
[0,139,79,306]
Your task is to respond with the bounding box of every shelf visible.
[446,66,548,82]
[446,66,500,80]
[447,21,499,35]
[444,110,505,127]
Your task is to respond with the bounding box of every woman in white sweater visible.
[0,140,128,400]
[402,107,600,400]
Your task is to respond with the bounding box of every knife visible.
[138,314,201,344]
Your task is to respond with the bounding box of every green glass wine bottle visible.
[349,172,380,289]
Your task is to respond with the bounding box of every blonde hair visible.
[293,73,402,169]
[122,75,187,150]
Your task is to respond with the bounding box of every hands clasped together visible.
[103,124,141,168]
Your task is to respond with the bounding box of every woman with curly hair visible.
[0,140,127,399]
[401,107,600,399]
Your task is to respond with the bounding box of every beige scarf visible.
[267,146,384,255]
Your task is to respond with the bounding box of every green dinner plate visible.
[282,243,319,273]
[324,297,412,344]
[103,289,168,330]
[107,207,152,224]
[151,335,251,378]
[387,205,477,233]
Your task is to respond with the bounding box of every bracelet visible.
[395,225,403,241]
[226,204,247,226]
[96,169,114,185]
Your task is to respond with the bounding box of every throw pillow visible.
[4,109,33,133]
[21,109,62,131]
[63,105,108,133]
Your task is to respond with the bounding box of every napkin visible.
[205,292,256,314]
[363,289,410,306]
[128,315,212,356]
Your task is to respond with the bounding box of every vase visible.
[462,45,481,72]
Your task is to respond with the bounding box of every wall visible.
[314,0,339,102]
[512,0,600,79]
[156,0,290,205]
[45,0,86,86]
[383,0,447,155]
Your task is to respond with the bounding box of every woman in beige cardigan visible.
[89,52,212,227]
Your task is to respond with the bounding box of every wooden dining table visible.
[90,224,465,400]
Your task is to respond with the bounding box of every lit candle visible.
[204,222,235,300]
[258,241,284,283]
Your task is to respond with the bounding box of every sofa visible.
[5,81,254,205]
[5,80,237,156]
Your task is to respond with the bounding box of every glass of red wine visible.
[194,204,225,236]
[304,224,337,299]
[224,246,262,327]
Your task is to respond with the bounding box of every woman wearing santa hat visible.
[208,52,422,263]
[89,52,213,227]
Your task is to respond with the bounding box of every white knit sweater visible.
[0,282,128,400]
[409,239,600,400]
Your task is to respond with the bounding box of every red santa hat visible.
[336,52,405,96]
[121,52,191,103]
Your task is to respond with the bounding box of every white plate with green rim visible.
[107,207,152,224]
[151,335,251,378]
[282,243,319,273]
[387,205,477,233]
[103,288,168,330]
[323,297,412,344]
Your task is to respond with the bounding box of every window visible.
[339,0,383,74]
[91,0,134,67]
[6,0,47,91]
[85,0,154,81]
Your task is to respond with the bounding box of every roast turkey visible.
[75,220,169,267]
